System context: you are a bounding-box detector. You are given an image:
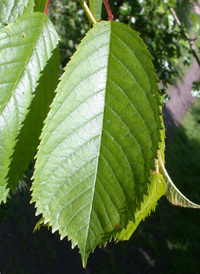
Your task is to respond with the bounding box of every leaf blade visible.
[31,21,162,266]
[7,45,60,191]
[0,12,59,201]
[0,0,34,27]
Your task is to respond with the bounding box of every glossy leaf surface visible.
[0,12,58,201]
[31,21,162,266]
[7,46,60,191]
[0,0,34,27]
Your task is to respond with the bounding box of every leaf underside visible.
[31,21,162,266]
[0,12,58,202]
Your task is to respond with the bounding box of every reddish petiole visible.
[102,0,113,21]
[45,0,51,14]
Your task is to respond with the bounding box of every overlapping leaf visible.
[89,0,102,21]
[7,45,60,191]
[31,21,162,266]
[0,0,34,27]
[0,12,59,202]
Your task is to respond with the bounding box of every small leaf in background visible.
[32,21,162,266]
[191,80,200,98]
[119,2,132,16]
[190,13,200,36]
[0,12,59,202]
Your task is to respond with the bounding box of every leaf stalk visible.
[102,0,113,21]
[79,0,97,25]
[45,0,51,14]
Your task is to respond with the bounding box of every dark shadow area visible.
[162,105,178,140]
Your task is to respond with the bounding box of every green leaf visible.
[23,0,35,13]
[118,172,165,241]
[33,217,45,232]
[31,21,162,266]
[0,12,59,202]
[89,0,102,21]
[159,153,200,208]
[0,0,34,27]
[0,185,9,203]
[190,13,200,36]
[122,115,166,240]
[34,0,48,12]
[7,45,60,192]
[33,217,50,232]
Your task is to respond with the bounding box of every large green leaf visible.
[0,12,59,202]
[7,45,60,192]
[89,0,102,21]
[31,21,162,266]
[0,0,34,27]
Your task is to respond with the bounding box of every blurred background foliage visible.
[48,0,89,67]
[49,0,200,96]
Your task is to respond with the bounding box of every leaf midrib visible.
[83,22,112,257]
